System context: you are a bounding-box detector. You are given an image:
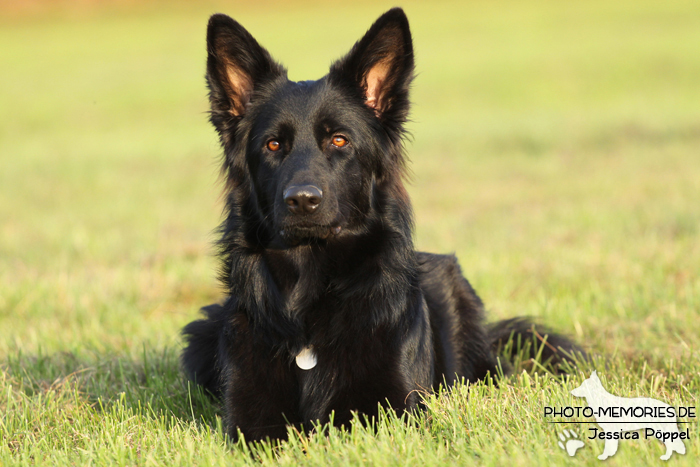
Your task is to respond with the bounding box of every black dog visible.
[182,8,581,442]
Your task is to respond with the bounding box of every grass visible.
[1,0,699,464]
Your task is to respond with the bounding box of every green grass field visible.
[1,0,699,464]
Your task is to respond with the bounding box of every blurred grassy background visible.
[0,0,699,464]
[2,0,698,357]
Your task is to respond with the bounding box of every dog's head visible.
[205,9,414,247]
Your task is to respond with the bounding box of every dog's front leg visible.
[223,363,299,442]
[221,316,301,442]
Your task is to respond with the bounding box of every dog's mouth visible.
[279,225,343,246]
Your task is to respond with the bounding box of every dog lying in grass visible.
[182,8,582,442]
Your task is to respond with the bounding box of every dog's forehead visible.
[268,79,326,110]
[295,80,318,88]
[255,79,352,128]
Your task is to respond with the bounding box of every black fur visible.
[182,8,583,442]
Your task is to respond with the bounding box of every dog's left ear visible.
[329,8,414,123]
[206,14,285,129]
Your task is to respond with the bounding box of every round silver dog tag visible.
[295,346,317,370]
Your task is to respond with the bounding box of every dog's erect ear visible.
[329,8,414,122]
[206,14,285,121]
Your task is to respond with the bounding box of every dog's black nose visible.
[283,185,323,214]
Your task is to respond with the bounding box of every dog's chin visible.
[277,225,343,247]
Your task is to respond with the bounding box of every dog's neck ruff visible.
[295,346,317,370]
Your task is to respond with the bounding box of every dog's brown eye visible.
[331,136,348,148]
[267,140,281,151]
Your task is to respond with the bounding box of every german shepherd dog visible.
[182,8,582,442]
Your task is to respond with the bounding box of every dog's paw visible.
[558,429,584,457]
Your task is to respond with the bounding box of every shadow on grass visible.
[1,343,220,429]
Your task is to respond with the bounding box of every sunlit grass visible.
[1,0,699,464]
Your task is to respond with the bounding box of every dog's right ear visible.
[206,14,285,130]
[328,8,414,125]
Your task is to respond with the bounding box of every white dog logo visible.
[571,371,686,460]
